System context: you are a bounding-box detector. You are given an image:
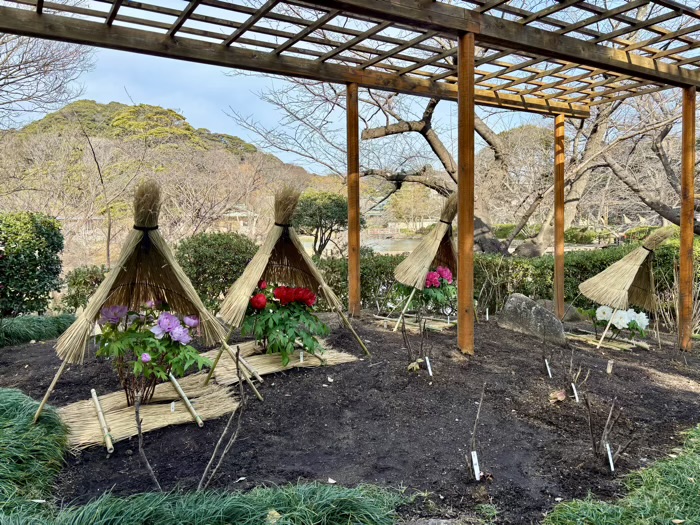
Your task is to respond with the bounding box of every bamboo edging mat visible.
[59,342,358,450]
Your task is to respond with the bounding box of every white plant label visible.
[425,356,433,376]
[606,442,615,472]
[607,359,614,374]
[471,451,481,481]
[300,350,304,363]
[486,309,489,321]
[170,401,175,413]
[545,359,552,378]
[571,383,580,403]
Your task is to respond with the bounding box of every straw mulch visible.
[394,193,458,290]
[56,179,226,364]
[60,344,358,450]
[218,187,344,328]
[59,374,237,450]
[203,346,359,386]
[579,227,675,311]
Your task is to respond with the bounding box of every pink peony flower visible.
[99,305,129,325]
[150,312,180,339]
[171,325,192,345]
[141,353,151,363]
[436,266,453,284]
[184,315,199,328]
[425,271,441,288]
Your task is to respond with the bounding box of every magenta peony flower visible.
[436,266,453,284]
[144,299,156,309]
[425,271,440,288]
[99,305,129,325]
[184,315,199,328]
[141,353,151,363]
[171,325,192,345]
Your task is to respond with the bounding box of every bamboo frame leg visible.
[91,388,115,452]
[34,359,68,423]
[204,344,226,385]
[679,86,696,352]
[168,373,204,427]
[223,344,263,401]
[336,307,371,356]
[597,311,616,349]
[393,288,417,332]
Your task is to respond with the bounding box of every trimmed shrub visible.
[0,213,63,317]
[175,232,257,311]
[563,226,598,245]
[61,265,108,313]
[0,314,75,348]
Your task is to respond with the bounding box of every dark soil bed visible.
[2,315,699,524]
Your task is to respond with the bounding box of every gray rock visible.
[536,299,586,322]
[498,294,567,346]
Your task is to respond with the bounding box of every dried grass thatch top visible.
[579,226,675,311]
[394,193,458,290]
[56,178,226,365]
[218,186,344,328]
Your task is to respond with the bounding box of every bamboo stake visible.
[393,288,417,332]
[596,310,617,349]
[34,359,68,423]
[90,388,115,453]
[223,344,263,401]
[204,344,226,385]
[168,373,204,427]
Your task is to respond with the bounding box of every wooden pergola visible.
[2,0,698,353]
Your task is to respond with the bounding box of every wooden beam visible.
[36,0,43,14]
[303,0,700,88]
[106,0,123,26]
[554,114,565,321]
[679,86,695,352]
[457,31,475,356]
[167,0,202,37]
[0,7,590,118]
[347,82,361,317]
[274,9,339,54]
[222,0,278,47]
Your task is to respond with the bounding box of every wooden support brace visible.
[223,344,264,401]
[91,388,115,452]
[168,373,204,427]
[34,359,68,423]
[393,287,417,332]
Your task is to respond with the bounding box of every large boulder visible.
[498,294,567,346]
[536,299,586,322]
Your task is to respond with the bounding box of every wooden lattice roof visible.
[2,0,700,118]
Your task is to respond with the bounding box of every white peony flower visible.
[611,310,630,330]
[596,305,613,321]
[634,311,649,330]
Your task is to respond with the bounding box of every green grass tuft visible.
[0,314,75,348]
[544,424,700,525]
[0,389,68,508]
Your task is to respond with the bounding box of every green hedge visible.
[0,213,63,317]
[175,232,258,312]
[0,314,75,348]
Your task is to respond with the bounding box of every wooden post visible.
[457,32,475,355]
[34,359,68,423]
[554,114,566,320]
[680,86,696,352]
[347,82,361,317]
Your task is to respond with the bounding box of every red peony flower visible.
[258,279,267,290]
[294,287,317,307]
[274,286,292,306]
[250,293,267,310]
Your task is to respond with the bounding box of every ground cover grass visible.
[0,388,403,525]
[544,425,700,525]
[0,314,74,348]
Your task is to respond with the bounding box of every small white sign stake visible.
[545,359,552,378]
[425,356,433,376]
[606,442,615,472]
[170,401,176,413]
[471,451,481,481]
[299,350,304,363]
[486,308,489,321]
[606,359,614,374]
[571,383,580,403]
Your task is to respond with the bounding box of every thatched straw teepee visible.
[394,192,458,290]
[217,187,369,357]
[579,226,674,311]
[389,193,458,331]
[34,179,228,422]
